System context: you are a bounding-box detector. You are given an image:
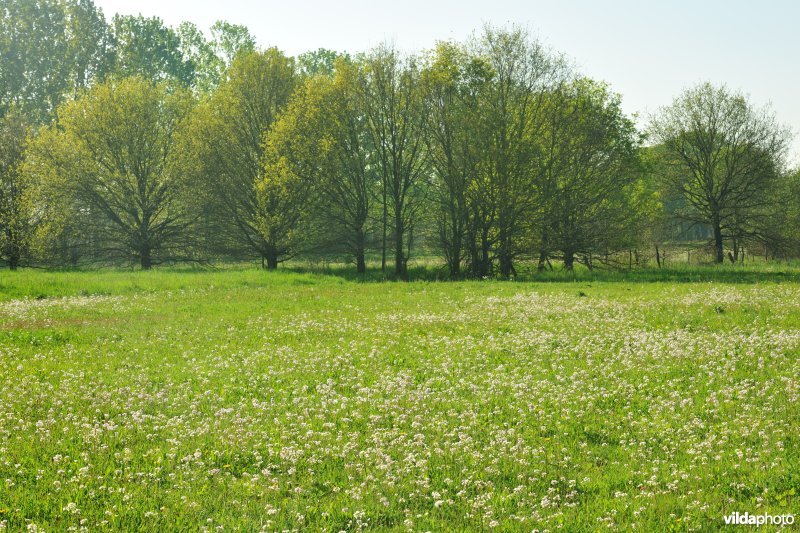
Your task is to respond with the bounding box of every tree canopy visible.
[649,83,791,263]
[25,77,195,269]
[1,6,796,273]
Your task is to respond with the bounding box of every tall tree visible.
[650,83,791,263]
[537,79,642,270]
[466,26,569,277]
[360,45,429,278]
[0,0,112,121]
[25,77,195,269]
[178,49,296,268]
[0,109,32,269]
[257,78,330,269]
[421,41,488,277]
[264,59,376,272]
[318,59,378,273]
[298,48,348,77]
[176,21,220,95]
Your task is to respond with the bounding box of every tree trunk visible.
[499,253,513,278]
[468,237,480,278]
[712,218,724,264]
[449,230,462,278]
[265,250,278,270]
[655,245,661,269]
[354,228,366,274]
[356,252,366,274]
[564,251,575,271]
[394,211,406,279]
[537,250,548,272]
[496,230,514,278]
[381,183,387,273]
[449,256,461,278]
[5,230,20,270]
[479,228,491,277]
[140,248,152,270]
[356,247,367,274]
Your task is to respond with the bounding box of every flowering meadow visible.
[0,269,798,531]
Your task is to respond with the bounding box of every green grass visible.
[0,266,798,531]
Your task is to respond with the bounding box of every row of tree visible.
[1,2,797,276]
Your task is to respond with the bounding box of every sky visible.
[94,0,800,163]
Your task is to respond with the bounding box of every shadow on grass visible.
[286,262,800,284]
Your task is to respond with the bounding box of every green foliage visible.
[262,59,378,271]
[467,27,570,277]
[209,20,255,66]
[649,83,791,263]
[420,40,488,276]
[178,49,296,266]
[65,0,114,94]
[177,20,256,95]
[0,0,111,122]
[360,45,429,278]
[176,21,221,95]
[0,108,32,269]
[0,3,250,121]
[110,14,194,86]
[24,77,196,268]
[535,78,643,268]
[3,7,798,273]
[257,77,328,264]
[298,48,349,76]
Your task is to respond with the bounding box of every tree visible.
[0,109,32,269]
[257,78,330,269]
[65,0,114,95]
[464,26,569,277]
[264,59,376,272]
[649,83,791,263]
[0,0,112,122]
[209,20,255,66]
[177,20,256,95]
[110,14,194,86]
[421,41,488,277]
[780,169,800,257]
[178,49,296,268]
[298,48,348,77]
[176,21,221,95]
[536,79,642,270]
[1,0,70,121]
[25,77,195,269]
[360,45,429,278]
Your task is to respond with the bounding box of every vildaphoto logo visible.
[723,512,795,526]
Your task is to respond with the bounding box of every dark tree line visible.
[1,2,797,273]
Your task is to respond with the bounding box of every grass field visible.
[0,267,798,531]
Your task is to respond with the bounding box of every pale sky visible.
[94,0,800,163]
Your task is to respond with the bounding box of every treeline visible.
[1,1,798,276]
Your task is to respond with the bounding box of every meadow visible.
[0,266,798,531]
